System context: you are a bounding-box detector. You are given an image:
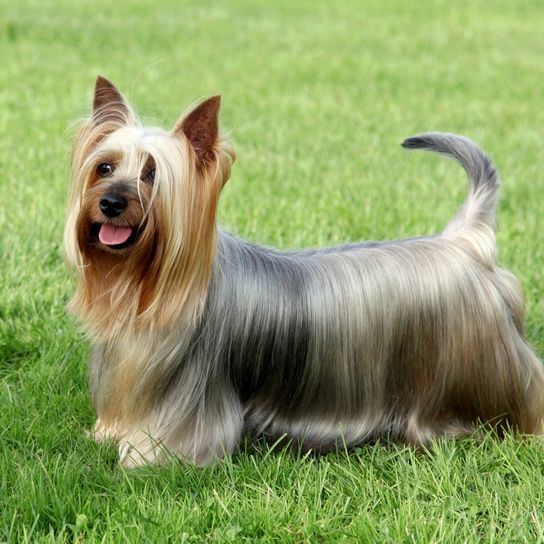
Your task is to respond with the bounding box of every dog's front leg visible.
[118,385,244,468]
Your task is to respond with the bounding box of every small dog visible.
[65,76,544,467]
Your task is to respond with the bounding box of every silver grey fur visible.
[89,133,544,466]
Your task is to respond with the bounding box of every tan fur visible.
[65,89,235,344]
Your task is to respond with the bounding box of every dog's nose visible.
[100,193,127,218]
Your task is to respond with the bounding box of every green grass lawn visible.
[2,0,544,541]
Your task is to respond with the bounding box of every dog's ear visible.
[173,96,221,167]
[92,75,135,126]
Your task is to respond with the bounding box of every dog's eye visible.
[97,163,114,177]
[141,168,155,184]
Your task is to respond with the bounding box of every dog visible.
[64,76,544,467]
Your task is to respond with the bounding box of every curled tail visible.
[402,132,500,264]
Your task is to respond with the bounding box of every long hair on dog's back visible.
[65,77,544,467]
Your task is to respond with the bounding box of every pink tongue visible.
[98,224,133,246]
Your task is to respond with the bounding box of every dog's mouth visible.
[92,223,141,250]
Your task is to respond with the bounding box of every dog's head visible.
[65,76,235,338]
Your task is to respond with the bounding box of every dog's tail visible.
[402,132,500,264]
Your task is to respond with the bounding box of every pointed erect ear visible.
[92,75,135,125]
[173,96,221,166]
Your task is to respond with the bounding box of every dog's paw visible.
[87,418,125,443]
[118,430,164,468]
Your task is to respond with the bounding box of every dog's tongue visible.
[98,224,133,246]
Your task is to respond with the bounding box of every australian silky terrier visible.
[65,76,544,466]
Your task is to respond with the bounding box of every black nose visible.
[99,193,127,218]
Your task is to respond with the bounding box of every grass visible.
[1,0,544,541]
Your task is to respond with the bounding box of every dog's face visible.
[76,126,157,256]
[65,77,235,335]
[71,77,227,262]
